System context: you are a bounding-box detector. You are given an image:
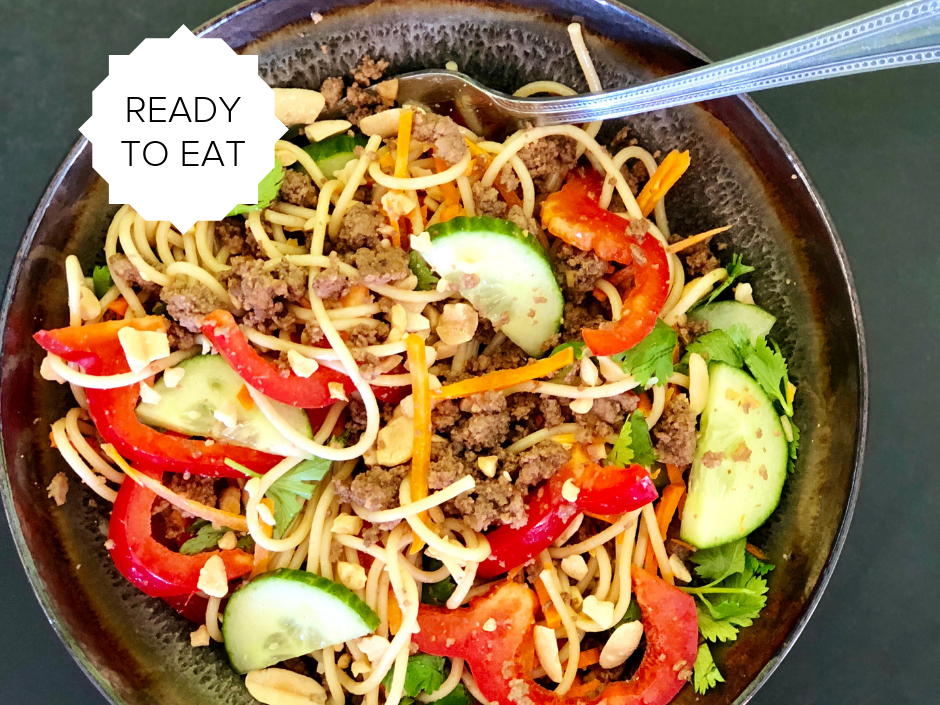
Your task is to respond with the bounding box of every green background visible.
[0,0,937,703]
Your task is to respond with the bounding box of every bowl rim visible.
[0,1,868,704]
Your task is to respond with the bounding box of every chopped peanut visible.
[437,303,478,346]
[337,561,367,591]
[600,621,644,669]
[197,555,228,598]
[560,555,589,581]
[245,667,327,705]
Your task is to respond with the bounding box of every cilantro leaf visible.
[705,254,755,305]
[550,341,588,360]
[432,683,472,705]
[382,654,447,700]
[421,558,457,606]
[786,418,800,474]
[708,572,770,628]
[689,538,746,583]
[745,552,775,576]
[179,520,234,556]
[727,323,754,349]
[92,265,113,299]
[608,412,656,468]
[686,330,743,367]
[611,319,677,387]
[226,456,331,539]
[409,251,440,291]
[228,158,285,216]
[266,457,332,538]
[742,337,793,416]
[689,546,774,643]
[697,605,740,642]
[615,600,642,626]
[693,643,725,694]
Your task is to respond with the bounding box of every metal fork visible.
[385,0,940,138]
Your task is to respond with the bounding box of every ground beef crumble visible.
[320,76,344,110]
[279,170,318,208]
[411,112,469,165]
[680,240,720,277]
[517,135,578,190]
[351,55,389,86]
[108,253,160,291]
[352,246,411,284]
[651,392,698,466]
[333,464,408,511]
[554,242,609,304]
[333,202,388,253]
[223,256,307,332]
[160,280,225,333]
[472,182,508,219]
[310,254,351,300]
[215,217,255,256]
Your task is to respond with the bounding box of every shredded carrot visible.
[395,109,414,179]
[644,483,685,575]
[49,430,57,449]
[607,267,633,288]
[107,297,129,316]
[379,152,395,171]
[666,225,731,254]
[635,150,691,217]
[437,202,463,223]
[387,589,403,633]
[432,347,574,400]
[407,334,431,554]
[585,511,619,523]
[435,159,462,203]
[666,463,685,488]
[664,386,675,406]
[671,538,697,553]
[592,286,607,302]
[236,384,255,411]
[465,138,489,157]
[251,498,274,578]
[340,284,370,308]
[565,648,602,670]
[746,543,768,560]
[105,446,249,532]
[635,391,652,415]
[494,179,523,210]
[534,576,562,629]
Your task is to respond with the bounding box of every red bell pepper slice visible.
[412,569,698,705]
[162,592,211,623]
[34,318,284,477]
[107,466,253,598]
[541,170,670,356]
[477,458,657,578]
[200,309,408,407]
[34,316,167,370]
[86,383,283,478]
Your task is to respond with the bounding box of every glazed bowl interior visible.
[0,1,865,704]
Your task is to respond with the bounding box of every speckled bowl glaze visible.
[0,1,866,704]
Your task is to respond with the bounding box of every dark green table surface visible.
[1,0,937,703]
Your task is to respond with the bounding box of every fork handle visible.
[518,0,940,123]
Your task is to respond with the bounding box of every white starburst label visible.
[80,26,286,232]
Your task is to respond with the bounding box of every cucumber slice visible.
[300,133,368,179]
[680,363,787,549]
[136,354,312,457]
[688,301,776,345]
[423,216,563,357]
[223,568,380,674]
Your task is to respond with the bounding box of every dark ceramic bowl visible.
[0,1,866,703]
